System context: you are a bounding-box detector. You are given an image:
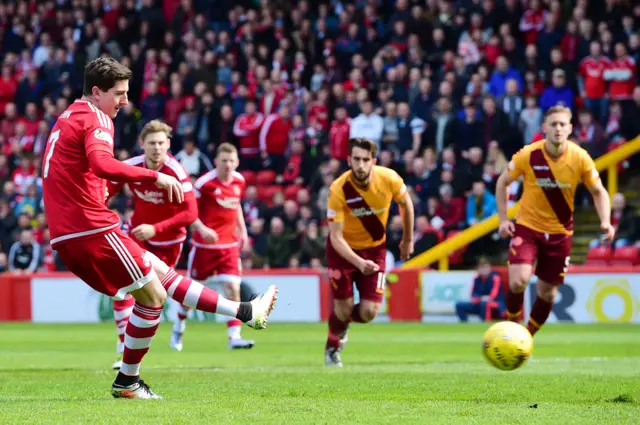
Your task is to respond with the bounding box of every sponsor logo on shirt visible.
[216,197,240,209]
[350,207,387,217]
[134,189,164,204]
[535,178,572,189]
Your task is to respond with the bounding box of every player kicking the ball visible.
[495,105,614,336]
[171,143,255,351]
[107,120,197,370]
[42,58,277,399]
[325,138,414,367]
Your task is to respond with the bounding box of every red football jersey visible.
[578,56,610,99]
[605,57,637,100]
[192,169,245,249]
[108,154,195,245]
[42,100,121,248]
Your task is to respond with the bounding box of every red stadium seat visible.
[256,170,277,186]
[610,246,639,266]
[257,185,282,206]
[239,170,256,186]
[446,230,467,266]
[284,184,302,201]
[585,245,612,266]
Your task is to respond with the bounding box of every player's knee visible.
[509,276,528,293]
[536,281,557,303]
[360,304,380,323]
[334,301,353,321]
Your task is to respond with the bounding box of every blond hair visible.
[544,105,572,120]
[216,142,238,157]
[140,120,172,142]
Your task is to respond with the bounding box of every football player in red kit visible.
[107,120,197,370]
[42,58,277,399]
[171,143,254,350]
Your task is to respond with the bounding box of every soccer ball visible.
[482,321,533,371]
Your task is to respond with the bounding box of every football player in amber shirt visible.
[324,138,414,367]
[496,106,614,338]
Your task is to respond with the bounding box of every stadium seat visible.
[239,170,256,186]
[585,246,612,266]
[257,185,281,206]
[610,246,639,266]
[256,170,277,186]
[445,230,467,265]
[284,184,302,200]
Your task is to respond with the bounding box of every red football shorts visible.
[187,246,241,284]
[326,239,387,303]
[56,228,155,300]
[132,238,183,269]
[508,223,572,285]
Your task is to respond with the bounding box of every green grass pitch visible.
[0,322,638,424]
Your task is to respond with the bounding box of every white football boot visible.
[246,285,278,329]
[111,380,161,399]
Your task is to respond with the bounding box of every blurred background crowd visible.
[1,0,640,273]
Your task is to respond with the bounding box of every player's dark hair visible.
[477,256,491,266]
[216,142,238,157]
[348,138,378,158]
[83,57,132,96]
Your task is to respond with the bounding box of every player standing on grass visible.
[495,105,614,337]
[171,143,255,351]
[107,120,197,370]
[325,138,414,367]
[42,57,277,399]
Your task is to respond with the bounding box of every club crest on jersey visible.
[232,185,241,195]
[94,128,113,145]
[134,189,164,204]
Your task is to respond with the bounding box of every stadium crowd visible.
[1,0,640,273]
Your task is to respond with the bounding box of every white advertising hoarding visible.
[31,274,322,323]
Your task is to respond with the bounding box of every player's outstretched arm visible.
[588,179,615,241]
[496,170,516,238]
[397,191,415,260]
[328,221,378,275]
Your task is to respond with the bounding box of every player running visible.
[495,105,614,337]
[171,143,255,351]
[325,138,414,367]
[107,120,197,370]
[42,58,277,399]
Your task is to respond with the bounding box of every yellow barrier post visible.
[401,136,640,270]
[607,164,618,199]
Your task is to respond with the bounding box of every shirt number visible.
[43,129,61,178]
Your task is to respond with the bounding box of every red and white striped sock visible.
[161,269,240,316]
[120,303,162,376]
[113,295,135,354]
[227,318,242,340]
[172,304,191,334]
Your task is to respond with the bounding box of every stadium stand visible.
[1,0,639,273]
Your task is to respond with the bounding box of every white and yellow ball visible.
[482,321,533,371]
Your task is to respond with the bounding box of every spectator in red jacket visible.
[435,184,465,233]
[259,106,293,175]
[233,100,264,171]
[329,107,350,161]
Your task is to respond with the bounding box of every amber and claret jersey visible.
[508,140,600,235]
[107,154,194,245]
[327,165,407,250]
[191,169,245,248]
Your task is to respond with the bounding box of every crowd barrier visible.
[1,266,639,323]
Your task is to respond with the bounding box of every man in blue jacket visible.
[540,69,575,112]
[455,257,505,322]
